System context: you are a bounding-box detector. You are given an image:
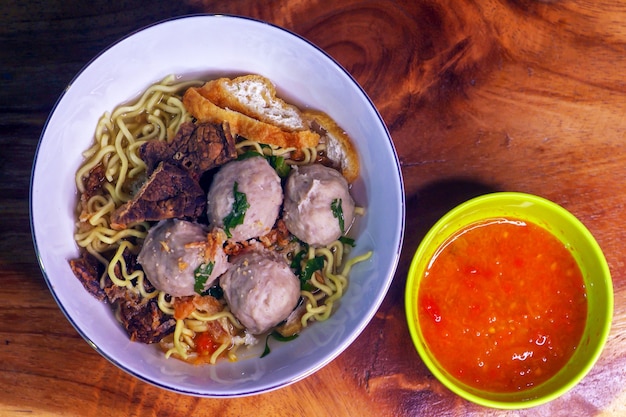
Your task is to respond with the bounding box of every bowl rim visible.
[29,13,406,397]
[405,191,613,409]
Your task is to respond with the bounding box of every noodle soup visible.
[32,15,404,396]
[69,75,371,365]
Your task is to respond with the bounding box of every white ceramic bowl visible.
[30,15,405,397]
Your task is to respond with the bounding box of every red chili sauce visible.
[418,218,587,393]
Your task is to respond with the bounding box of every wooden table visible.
[2,1,625,415]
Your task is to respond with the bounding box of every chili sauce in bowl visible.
[405,192,613,409]
[420,218,587,392]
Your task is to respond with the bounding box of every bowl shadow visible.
[398,178,500,282]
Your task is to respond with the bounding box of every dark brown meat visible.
[69,245,175,344]
[101,245,154,303]
[140,121,237,181]
[69,251,107,301]
[107,247,175,343]
[109,162,206,230]
[74,163,107,224]
[83,163,106,198]
[69,121,237,343]
[116,297,176,343]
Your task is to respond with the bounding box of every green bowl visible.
[405,192,613,409]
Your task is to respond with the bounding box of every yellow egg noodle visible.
[72,75,372,365]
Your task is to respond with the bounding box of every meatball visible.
[137,219,229,297]
[206,157,282,242]
[220,251,300,335]
[283,164,355,247]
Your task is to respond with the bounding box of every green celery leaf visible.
[194,262,215,295]
[223,182,250,238]
[331,198,345,233]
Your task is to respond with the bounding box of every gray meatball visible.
[137,219,229,297]
[206,157,282,242]
[283,164,355,247]
[220,251,300,334]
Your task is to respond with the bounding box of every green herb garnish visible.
[290,248,308,272]
[339,236,355,247]
[301,256,325,281]
[194,262,215,295]
[201,284,223,299]
[331,198,345,233]
[300,256,325,290]
[223,182,249,238]
[237,150,263,160]
[236,145,291,177]
[269,155,291,178]
[261,331,299,358]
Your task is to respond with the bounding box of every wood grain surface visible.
[2,0,625,416]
